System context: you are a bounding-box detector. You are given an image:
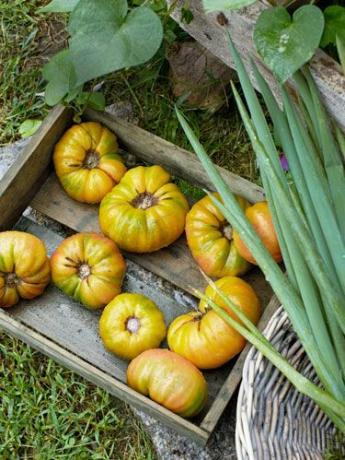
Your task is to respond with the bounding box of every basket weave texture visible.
[236,306,343,460]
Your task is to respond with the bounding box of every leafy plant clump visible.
[40,0,163,108]
[177,34,345,433]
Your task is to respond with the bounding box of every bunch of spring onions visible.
[175,35,345,432]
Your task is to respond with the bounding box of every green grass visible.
[0,0,63,145]
[0,1,256,457]
[0,335,155,459]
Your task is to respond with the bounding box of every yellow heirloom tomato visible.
[0,231,50,308]
[127,349,208,417]
[99,165,189,253]
[51,232,126,310]
[168,276,261,369]
[99,293,166,360]
[53,122,127,203]
[186,193,251,278]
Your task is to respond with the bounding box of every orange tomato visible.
[99,293,166,360]
[186,193,251,277]
[51,232,126,309]
[0,231,50,308]
[127,349,208,417]
[54,122,127,203]
[233,201,282,264]
[99,165,189,253]
[168,276,261,369]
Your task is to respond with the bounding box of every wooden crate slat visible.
[84,109,265,204]
[31,173,272,307]
[0,106,72,230]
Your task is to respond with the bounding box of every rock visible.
[0,138,30,181]
[134,404,237,460]
[167,41,235,113]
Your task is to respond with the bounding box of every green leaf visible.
[38,0,80,13]
[336,34,345,74]
[320,6,345,48]
[77,92,106,111]
[42,50,79,106]
[254,6,324,83]
[18,119,42,138]
[69,0,163,85]
[203,0,256,11]
[181,7,194,24]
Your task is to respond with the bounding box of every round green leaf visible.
[42,50,79,106]
[68,0,163,85]
[19,120,42,138]
[321,6,345,48]
[254,6,324,83]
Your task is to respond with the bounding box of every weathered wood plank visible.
[0,106,72,230]
[85,109,265,203]
[31,173,272,306]
[167,1,345,131]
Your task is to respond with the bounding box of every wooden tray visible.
[0,105,278,445]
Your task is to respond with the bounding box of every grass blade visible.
[176,105,345,398]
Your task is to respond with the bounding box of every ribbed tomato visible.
[186,193,251,277]
[51,232,126,309]
[54,122,127,203]
[0,231,50,308]
[233,201,282,264]
[99,293,166,360]
[99,165,189,253]
[127,349,208,417]
[168,276,261,369]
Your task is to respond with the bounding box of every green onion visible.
[175,34,345,431]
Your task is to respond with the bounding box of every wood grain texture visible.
[31,173,272,305]
[0,106,72,230]
[167,1,345,131]
[84,109,265,203]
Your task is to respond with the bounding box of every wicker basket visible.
[236,306,344,460]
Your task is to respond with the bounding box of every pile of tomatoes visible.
[0,122,282,418]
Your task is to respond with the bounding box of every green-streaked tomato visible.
[233,201,282,265]
[185,193,251,278]
[99,165,189,253]
[168,276,261,369]
[0,231,50,308]
[51,232,126,309]
[99,293,166,360]
[54,122,127,204]
[127,349,208,417]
